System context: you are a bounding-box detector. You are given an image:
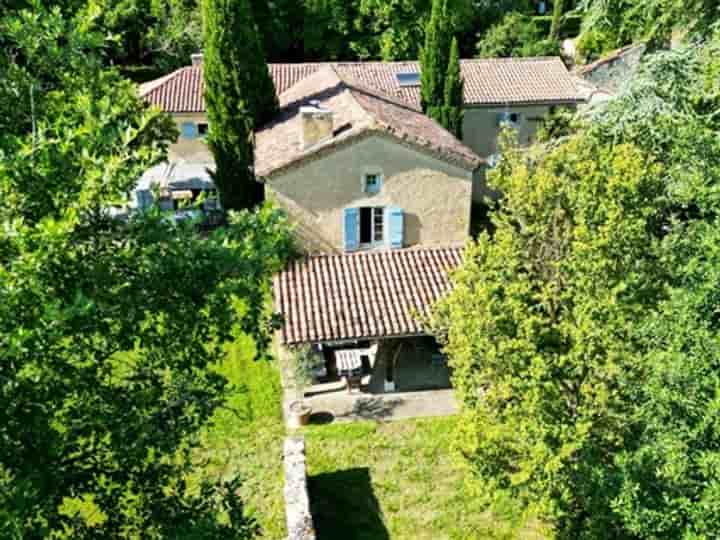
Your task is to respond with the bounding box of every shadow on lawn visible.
[309,467,390,540]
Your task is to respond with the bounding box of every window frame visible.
[358,206,385,247]
[363,172,383,194]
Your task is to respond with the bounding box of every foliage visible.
[198,336,288,538]
[435,42,720,539]
[575,0,719,60]
[303,0,363,60]
[420,0,451,116]
[304,417,543,539]
[145,0,204,72]
[0,6,292,538]
[291,345,318,394]
[354,0,475,60]
[251,0,303,61]
[476,12,560,58]
[549,0,564,39]
[202,0,278,210]
[432,133,666,538]
[440,37,464,139]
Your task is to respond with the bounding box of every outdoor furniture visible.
[335,349,364,393]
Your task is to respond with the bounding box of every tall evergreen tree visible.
[420,0,450,114]
[202,0,278,210]
[442,37,464,138]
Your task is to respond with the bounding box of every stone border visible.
[284,436,316,540]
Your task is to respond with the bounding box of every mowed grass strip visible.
[303,418,545,540]
[198,335,288,539]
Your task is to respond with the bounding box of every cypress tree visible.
[420,0,451,115]
[202,0,278,210]
[442,37,464,139]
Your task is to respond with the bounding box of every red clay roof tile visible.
[140,58,587,113]
[273,246,463,345]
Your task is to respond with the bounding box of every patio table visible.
[335,349,363,392]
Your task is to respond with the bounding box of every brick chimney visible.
[300,102,333,149]
[191,53,203,67]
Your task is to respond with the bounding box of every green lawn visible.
[197,336,543,540]
[197,335,288,539]
[303,419,544,540]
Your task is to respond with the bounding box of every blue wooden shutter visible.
[181,122,198,139]
[387,207,404,249]
[343,208,359,251]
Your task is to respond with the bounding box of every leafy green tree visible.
[420,0,451,116]
[441,37,463,138]
[145,0,203,72]
[576,0,719,60]
[434,42,720,539]
[432,133,666,538]
[251,0,303,61]
[355,0,474,60]
[0,6,292,538]
[303,0,363,60]
[202,0,278,210]
[476,11,559,58]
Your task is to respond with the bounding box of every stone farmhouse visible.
[139,55,589,397]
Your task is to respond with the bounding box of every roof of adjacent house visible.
[577,43,646,76]
[273,246,463,345]
[140,57,587,113]
[254,66,483,177]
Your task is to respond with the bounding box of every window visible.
[359,207,384,245]
[181,122,198,139]
[197,122,209,136]
[344,207,403,251]
[497,111,521,128]
[363,172,383,193]
[396,72,421,87]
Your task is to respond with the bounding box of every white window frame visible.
[358,206,385,247]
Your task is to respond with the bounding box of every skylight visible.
[396,72,421,87]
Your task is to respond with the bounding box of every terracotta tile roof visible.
[274,246,463,345]
[254,66,483,177]
[577,43,645,75]
[140,58,587,113]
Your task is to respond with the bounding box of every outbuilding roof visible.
[273,246,463,345]
[254,66,483,177]
[140,57,587,113]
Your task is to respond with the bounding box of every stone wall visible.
[284,436,316,540]
[167,112,213,163]
[462,104,558,158]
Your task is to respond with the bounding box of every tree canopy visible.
[202,0,278,210]
[432,39,720,539]
[0,6,292,538]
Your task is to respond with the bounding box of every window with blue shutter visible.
[343,207,360,251]
[181,122,198,139]
[387,207,404,249]
[363,173,383,193]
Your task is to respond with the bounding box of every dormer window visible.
[363,172,383,193]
